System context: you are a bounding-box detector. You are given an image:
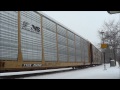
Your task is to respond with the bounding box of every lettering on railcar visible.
[22,64,42,67]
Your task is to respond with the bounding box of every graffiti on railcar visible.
[22,21,41,34]
[22,64,42,67]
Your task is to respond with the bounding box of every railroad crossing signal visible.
[101,44,108,48]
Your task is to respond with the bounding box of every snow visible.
[0,62,120,79]
[23,62,120,79]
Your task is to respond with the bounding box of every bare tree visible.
[98,20,120,65]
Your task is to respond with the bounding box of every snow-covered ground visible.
[23,62,120,79]
[0,62,120,79]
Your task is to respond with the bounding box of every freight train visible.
[0,11,102,72]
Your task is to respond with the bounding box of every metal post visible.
[18,11,23,62]
[41,16,45,64]
[104,52,107,70]
[101,31,107,70]
[56,24,59,63]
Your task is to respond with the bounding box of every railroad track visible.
[0,67,90,79]
[0,65,98,79]
[0,68,74,79]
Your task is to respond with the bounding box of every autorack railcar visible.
[0,11,102,72]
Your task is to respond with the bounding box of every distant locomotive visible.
[0,11,102,72]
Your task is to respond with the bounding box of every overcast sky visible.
[41,11,119,48]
